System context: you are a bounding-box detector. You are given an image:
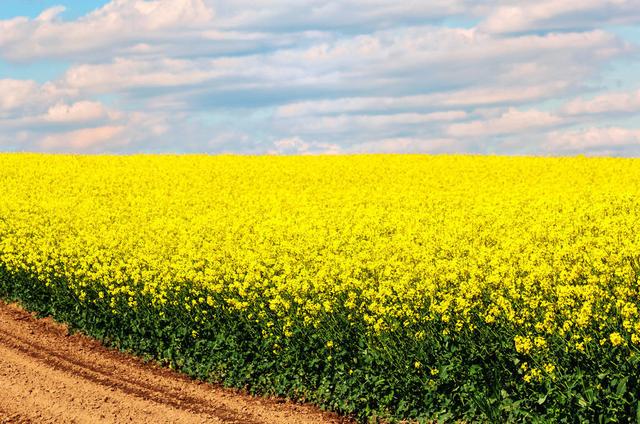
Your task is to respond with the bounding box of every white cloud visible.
[544,127,640,154]
[39,125,127,151]
[0,1,638,155]
[7,108,180,153]
[43,101,115,124]
[208,0,472,31]
[0,101,120,133]
[0,79,40,112]
[346,137,462,153]
[480,0,640,34]
[0,79,78,118]
[62,58,225,92]
[268,137,341,155]
[0,0,214,61]
[36,6,66,22]
[53,27,625,109]
[266,135,462,155]
[284,111,467,135]
[276,82,569,117]
[447,108,563,137]
[562,89,640,116]
[0,0,475,62]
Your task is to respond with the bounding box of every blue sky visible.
[1,0,640,155]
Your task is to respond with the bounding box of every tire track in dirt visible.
[0,328,258,422]
[0,300,352,424]
[0,406,29,424]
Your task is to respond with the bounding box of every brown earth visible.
[0,300,353,424]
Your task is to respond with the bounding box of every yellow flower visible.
[534,336,547,349]
[544,363,556,375]
[610,332,625,346]
[524,368,542,383]
[514,336,533,354]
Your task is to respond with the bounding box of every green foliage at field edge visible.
[2,266,639,423]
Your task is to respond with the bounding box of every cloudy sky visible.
[1,0,639,155]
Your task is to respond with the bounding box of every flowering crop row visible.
[1,154,640,421]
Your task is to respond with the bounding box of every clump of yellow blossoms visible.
[610,332,625,346]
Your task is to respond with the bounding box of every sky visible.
[1,1,640,155]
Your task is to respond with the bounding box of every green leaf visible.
[616,376,628,397]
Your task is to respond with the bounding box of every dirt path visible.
[0,300,351,424]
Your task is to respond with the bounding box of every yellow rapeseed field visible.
[1,153,639,421]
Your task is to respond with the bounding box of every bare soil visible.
[0,300,352,424]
